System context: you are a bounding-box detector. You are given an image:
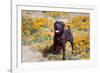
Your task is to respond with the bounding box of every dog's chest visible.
[56,34,65,43]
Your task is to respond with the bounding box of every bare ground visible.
[22,45,81,62]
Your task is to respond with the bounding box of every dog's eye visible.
[56,24,59,26]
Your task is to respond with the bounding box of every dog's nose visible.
[55,25,59,30]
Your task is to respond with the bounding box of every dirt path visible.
[22,45,48,62]
[22,45,80,62]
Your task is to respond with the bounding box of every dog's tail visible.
[67,26,71,31]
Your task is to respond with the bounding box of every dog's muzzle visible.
[55,30,60,33]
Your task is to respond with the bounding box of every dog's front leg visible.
[62,43,66,60]
[53,45,57,54]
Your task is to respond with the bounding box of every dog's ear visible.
[54,21,57,26]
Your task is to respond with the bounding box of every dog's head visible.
[54,21,65,34]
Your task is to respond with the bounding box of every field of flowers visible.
[22,11,90,62]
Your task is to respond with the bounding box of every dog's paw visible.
[62,57,66,60]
